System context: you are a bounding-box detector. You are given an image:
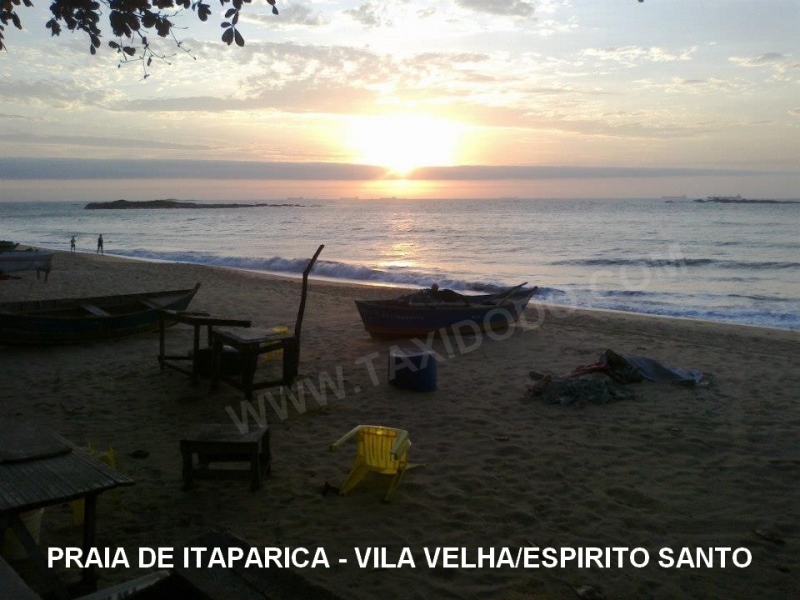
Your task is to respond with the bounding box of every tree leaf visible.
[221,27,233,45]
[234,28,243,47]
[155,17,170,36]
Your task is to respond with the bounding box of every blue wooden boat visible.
[355,284,537,338]
[0,284,200,345]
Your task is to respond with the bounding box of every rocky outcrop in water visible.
[85,199,303,209]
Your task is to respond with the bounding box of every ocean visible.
[1,197,799,330]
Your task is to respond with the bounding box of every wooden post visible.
[158,312,166,370]
[81,494,98,588]
[293,244,324,343]
[8,515,69,600]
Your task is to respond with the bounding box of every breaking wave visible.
[550,257,800,270]
[112,249,515,293]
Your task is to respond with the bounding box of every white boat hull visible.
[0,251,54,276]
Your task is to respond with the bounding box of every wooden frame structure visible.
[211,245,324,399]
[157,310,251,385]
[0,426,133,598]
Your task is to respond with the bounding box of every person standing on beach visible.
[97,234,104,255]
[70,236,76,252]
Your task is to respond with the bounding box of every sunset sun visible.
[348,114,462,176]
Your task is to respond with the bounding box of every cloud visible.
[344,3,390,28]
[0,158,388,180]
[454,0,535,18]
[108,45,502,115]
[0,133,215,152]
[0,158,781,181]
[412,52,490,65]
[582,46,695,66]
[245,3,329,27]
[634,76,752,96]
[407,165,778,180]
[729,53,800,80]
[730,53,785,67]
[0,78,118,109]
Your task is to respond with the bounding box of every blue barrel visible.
[388,348,438,391]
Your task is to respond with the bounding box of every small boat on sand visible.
[355,283,537,338]
[0,249,53,280]
[0,284,200,345]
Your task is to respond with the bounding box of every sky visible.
[0,0,799,200]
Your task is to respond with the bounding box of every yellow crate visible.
[260,326,290,362]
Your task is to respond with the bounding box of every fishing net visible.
[527,349,711,406]
[527,372,634,406]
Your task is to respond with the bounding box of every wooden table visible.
[180,424,271,492]
[210,328,298,399]
[158,310,251,385]
[0,424,134,599]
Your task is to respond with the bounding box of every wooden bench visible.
[180,424,271,491]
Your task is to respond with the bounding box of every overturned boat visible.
[355,283,537,338]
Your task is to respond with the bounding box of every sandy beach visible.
[1,249,798,599]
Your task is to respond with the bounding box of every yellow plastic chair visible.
[330,425,424,502]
